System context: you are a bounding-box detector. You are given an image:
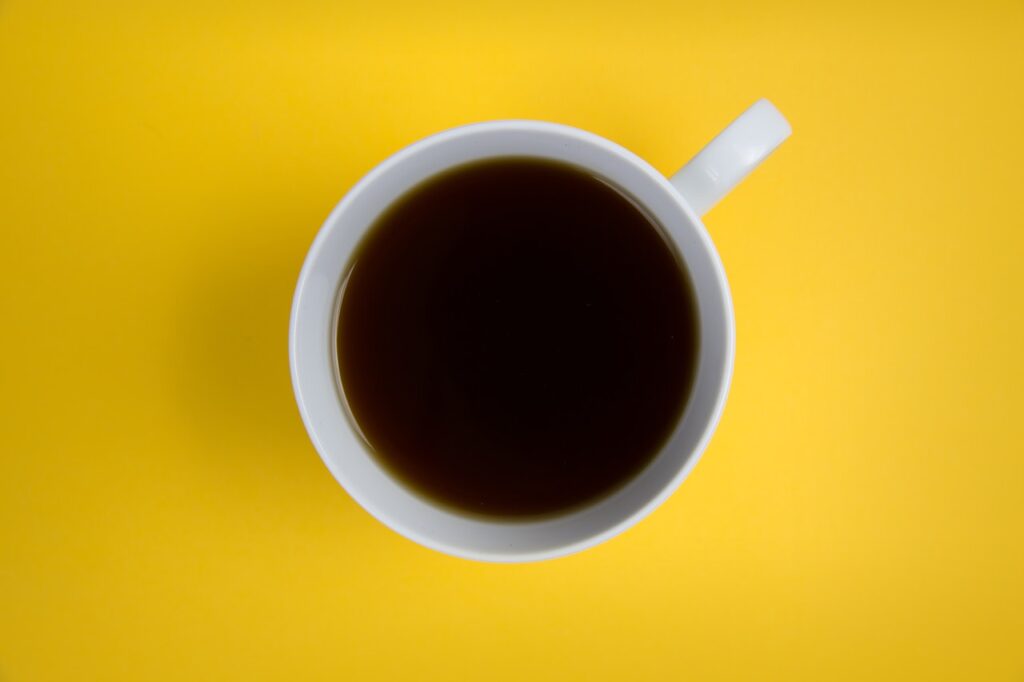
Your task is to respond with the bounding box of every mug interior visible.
[289,121,734,561]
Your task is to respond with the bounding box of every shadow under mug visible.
[290,100,791,562]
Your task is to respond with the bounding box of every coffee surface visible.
[337,158,699,517]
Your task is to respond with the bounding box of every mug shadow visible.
[166,195,366,517]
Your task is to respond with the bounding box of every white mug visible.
[290,99,791,562]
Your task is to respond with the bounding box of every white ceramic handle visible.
[670,99,791,217]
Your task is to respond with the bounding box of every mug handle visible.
[670,99,792,217]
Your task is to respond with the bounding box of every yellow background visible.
[2,0,1023,679]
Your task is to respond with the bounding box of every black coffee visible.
[336,158,699,518]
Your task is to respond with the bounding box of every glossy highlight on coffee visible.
[336,158,699,517]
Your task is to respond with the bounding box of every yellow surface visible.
[2,0,1023,679]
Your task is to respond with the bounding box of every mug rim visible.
[289,120,735,562]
